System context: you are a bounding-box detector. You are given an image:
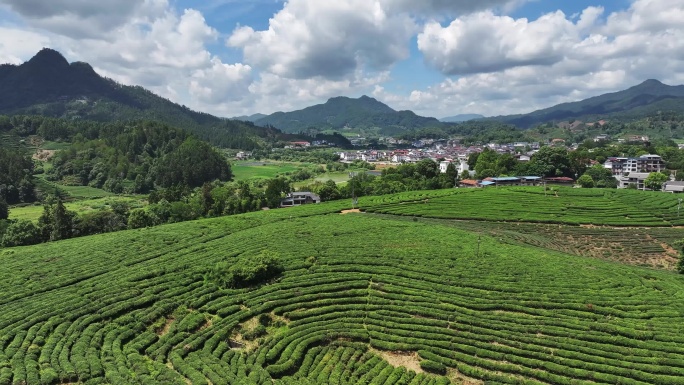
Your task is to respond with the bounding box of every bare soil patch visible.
[447,368,484,385]
[341,209,362,214]
[370,348,423,373]
[157,318,174,336]
[33,149,56,161]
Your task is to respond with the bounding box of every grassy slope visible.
[231,161,305,181]
[9,196,146,222]
[1,189,684,385]
[366,186,684,226]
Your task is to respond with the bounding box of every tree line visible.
[27,119,232,194]
[0,148,36,204]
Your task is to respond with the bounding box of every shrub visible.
[208,251,283,289]
[1,220,41,247]
[243,324,267,341]
[420,360,447,375]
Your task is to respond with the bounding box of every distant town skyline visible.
[1,0,683,118]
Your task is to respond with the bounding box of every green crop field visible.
[2,188,684,385]
[32,168,117,200]
[232,161,307,180]
[366,186,684,226]
[9,196,147,222]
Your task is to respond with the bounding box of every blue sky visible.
[0,0,682,118]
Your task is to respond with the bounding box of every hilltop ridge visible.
[0,48,280,149]
[490,79,684,127]
[253,95,442,134]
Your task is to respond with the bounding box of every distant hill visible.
[254,95,442,134]
[0,48,280,149]
[440,114,484,123]
[232,113,267,122]
[492,79,684,128]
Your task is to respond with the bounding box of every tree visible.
[644,172,669,191]
[1,220,41,247]
[265,178,291,208]
[577,174,595,188]
[128,209,158,229]
[528,147,572,177]
[206,251,283,289]
[317,180,341,202]
[0,197,7,220]
[474,148,499,177]
[478,168,496,179]
[51,199,74,241]
[676,240,684,274]
[467,152,480,170]
[445,163,458,185]
[200,182,214,215]
[155,137,232,188]
[460,169,472,180]
[415,159,438,179]
[495,154,517,175]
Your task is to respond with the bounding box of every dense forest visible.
[46,121,232,193]
[1,116,233,195]
[0,148,35,204]
[398,120,529,143]
[0,49,280,149]
[254,95,442,133]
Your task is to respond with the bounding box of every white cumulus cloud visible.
[227,0,416,79]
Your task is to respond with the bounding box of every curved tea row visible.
[1,190,684,385]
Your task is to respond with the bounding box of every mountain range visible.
[0,48,279,149]
[251,95,443,134]
[2,49,684,143]
[440,114,485,123]
[490,79,684,127]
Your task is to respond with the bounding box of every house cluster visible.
[235,151,252,160]
[283,140,332,149]
[339,141,541,166]
[279,192,321,207]
[459,176,574,188]
[603,154,668,190]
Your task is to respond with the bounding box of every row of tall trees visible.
[0,148,36,204]
[467,147,584,179]
[47,121,231,193]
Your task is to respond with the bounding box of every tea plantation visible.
[2,188,684,385]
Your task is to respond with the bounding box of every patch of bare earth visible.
[447,368,484,385]
[370,348,423,373]
[230,317,260,352]
[341,209,362,214]
[157,318,174,336]
[198,318,213,332]
[32,149,56,161]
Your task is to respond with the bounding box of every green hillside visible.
[492,79,684,128]
[2,188,684,385]
[0,49,280,149]
[254,95,442,134]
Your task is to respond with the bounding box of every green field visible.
[366,186,684,226]
[1,188,684,385]
[231,161,306,180]
[33,163,117,200]
[39,141,71,151]
[9,196,147,222]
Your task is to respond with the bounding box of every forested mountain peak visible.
[25,48,70,69]
[626,79,684,95]
[324,95,396,114]
[490,79,684,128]
[0,48,281,149]
[254,94,441,134]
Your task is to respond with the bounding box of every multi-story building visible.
[623,154,665,174]
[619,173,651,190]
[603,157,629,176]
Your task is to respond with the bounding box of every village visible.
[333,136,683,192]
